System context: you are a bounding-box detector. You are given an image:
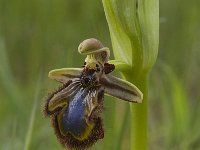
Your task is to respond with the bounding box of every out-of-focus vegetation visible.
[0,0,199,150]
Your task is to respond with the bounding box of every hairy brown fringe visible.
[51,115,104,150]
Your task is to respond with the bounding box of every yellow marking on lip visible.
[74,123,95,141]
[48,99,68,112]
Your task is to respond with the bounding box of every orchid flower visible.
[43,38,143,149]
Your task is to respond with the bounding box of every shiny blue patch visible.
[61,88,88,136]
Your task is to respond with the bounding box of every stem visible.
[126,73,148,150]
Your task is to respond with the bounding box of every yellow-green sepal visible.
[48,68,82,83]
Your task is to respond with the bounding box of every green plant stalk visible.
[122,40,148,150]
[115,63,148,150]
[130,36,148,149]
[128,73,148,150]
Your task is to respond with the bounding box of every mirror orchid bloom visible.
[43,38,143,149]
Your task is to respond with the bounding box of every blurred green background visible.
[0,0,199,150]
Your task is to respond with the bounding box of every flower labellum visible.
[43,38,143,149]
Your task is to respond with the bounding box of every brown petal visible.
[100,75,143,103]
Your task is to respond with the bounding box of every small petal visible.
[100,75,143,103]
[48,68,82,83]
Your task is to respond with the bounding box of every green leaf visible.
[102,0,159,72]
[137,0,159,70]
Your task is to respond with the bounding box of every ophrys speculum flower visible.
[43,38,143,149]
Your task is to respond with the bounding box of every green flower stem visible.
[128,73,148,150]
[113,60,148,149]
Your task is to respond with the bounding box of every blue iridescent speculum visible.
[43,38,143,149]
